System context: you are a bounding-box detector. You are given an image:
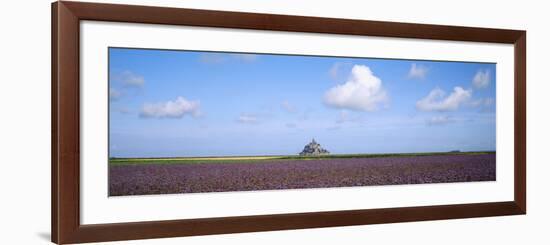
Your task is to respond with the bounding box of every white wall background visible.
[0,0,547,244]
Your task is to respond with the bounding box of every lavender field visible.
[109,153,496,196]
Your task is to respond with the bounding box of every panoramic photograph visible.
[108,48,496,196]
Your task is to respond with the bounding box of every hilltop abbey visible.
[299,138,330,156]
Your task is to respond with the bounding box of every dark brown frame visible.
[52,1,526,244]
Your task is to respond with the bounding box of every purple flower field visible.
[109,153,496,196]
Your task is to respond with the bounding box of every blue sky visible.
[109,48,496,158]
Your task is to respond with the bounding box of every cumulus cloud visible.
[472,69,491,89]
[114,71,145,87]
[324,65,388,111]
[109,88,122,101]
[426,116,455,126]
[407,63,428,79]
[109,71,144,102]
[416,87,472,112]
[281,100,297,113]
[139,96,200,119]
[237,114,258,124]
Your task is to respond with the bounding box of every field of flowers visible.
[109,153,496,196]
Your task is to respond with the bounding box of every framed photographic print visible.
[52,1,526,244]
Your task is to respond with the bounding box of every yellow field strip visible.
[110,156,285,162]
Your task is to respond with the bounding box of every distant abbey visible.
[299,138,330,156]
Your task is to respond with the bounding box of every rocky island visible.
[299,138,330,156]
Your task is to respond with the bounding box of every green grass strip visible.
[109,151,495,166]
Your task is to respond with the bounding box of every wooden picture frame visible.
[52,1,526,244]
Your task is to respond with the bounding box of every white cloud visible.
[281,100,297,113]
[115,71,145,87]
[140,96,200,119]
[472,69,491,89]
[109,71,144,101]
[426,116,454,126]
[324,65,388,111]
[407,63,428,79]
[416,87,472,112]
[109,88,121,101]
[237,114,258,124]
